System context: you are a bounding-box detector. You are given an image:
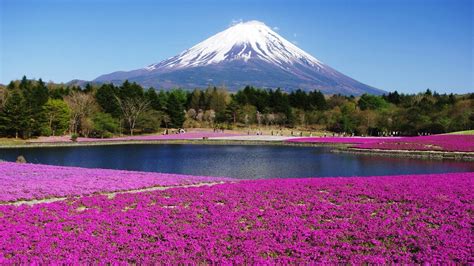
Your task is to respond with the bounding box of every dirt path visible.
[210,135,293,141]
[3,181,228,206]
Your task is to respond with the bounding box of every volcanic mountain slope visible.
[94,20,384,95]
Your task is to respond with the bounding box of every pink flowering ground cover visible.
[0,162,232,202]
[288,135,474,152]
[355,135,474,152]
[28,132,240,143]
[288,136,399,144]
[1,172,472,263]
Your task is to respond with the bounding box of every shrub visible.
[15,155,26,163]
[92,112,119,138]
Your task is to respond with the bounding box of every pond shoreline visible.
[335,147,474,161]
[0,139,342,148]
[1,138,473,161]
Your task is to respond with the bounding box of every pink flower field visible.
[288,136,399,144]
[288,134,474,152]
[0,168,473,263]
[0,162,232,202]
[355,135,474,152]
[28,132,241,143]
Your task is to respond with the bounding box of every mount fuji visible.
[93,20,384,95]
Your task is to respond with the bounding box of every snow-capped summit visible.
[145,20,323,71]
[94,20,384,95]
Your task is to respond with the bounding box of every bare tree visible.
[196,109,204,122]
[244,114,249,126]
[265,113,276,126]
[161,113,171,129]
[65,91,96,135]
[115,96,150,136]
[256,111,263,127]
[204,109,216,125]
[186,108,197,120]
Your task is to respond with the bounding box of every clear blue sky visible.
[1,0,472,93]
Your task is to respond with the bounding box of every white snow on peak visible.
[145,20,324,71]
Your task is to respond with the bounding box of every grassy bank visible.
[448,130,474,135]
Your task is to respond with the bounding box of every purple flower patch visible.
[0,172,472,263]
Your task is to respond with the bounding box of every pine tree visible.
[95,83,120,116]
[32,78,49,131]
[83,83,93,93]
[309,90,327,110]
[225,100,239,125]
[119,80,143,100]
[166,93,185,128]
[189,89,202,110]
[0,90,26,138]
[145,88,163,111]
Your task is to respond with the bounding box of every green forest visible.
[0,76,472,139]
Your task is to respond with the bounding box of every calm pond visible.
[1,144,473,179]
